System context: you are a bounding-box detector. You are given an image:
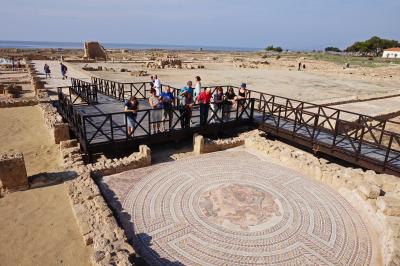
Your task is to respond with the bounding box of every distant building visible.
[382,48,400,59]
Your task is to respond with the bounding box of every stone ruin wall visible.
[145,58,205,69]
[83,42,108,61]
[0,152,28,196]
[0,61,39,107]
[193,133,245,154]
[59,129,400,265]
[59,143,151,265]
[0,61,70,191]
[26,60,70,144]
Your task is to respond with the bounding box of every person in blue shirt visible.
[179,81,194,99]
[160,85,175,131]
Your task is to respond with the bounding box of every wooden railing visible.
[82,98,255,145]
[57,88,88,150]
[257,95,400,174]
[91,77,153,101]
[67,77,98,104]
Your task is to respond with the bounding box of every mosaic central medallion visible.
[113,150,375,265]
[199,183,282,231]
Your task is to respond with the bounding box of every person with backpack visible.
[60,63,68,80]
[44,63,51,78]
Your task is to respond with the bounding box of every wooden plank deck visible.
[259,115,400,175]
[58,78,400,176]
[74,92,254,146]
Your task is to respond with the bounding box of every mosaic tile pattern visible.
[117,151,373,265]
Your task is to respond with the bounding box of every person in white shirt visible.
[194,76,201,99]
[153,75,161,95]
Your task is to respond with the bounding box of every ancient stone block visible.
[377,193,400,216]
[83,41,108,60]
[60,139,79,150]
[380,174,400,193]
[358,182,381,199]
[0,152,28,191]
[139,145,151,166]
[53,123,70,144]
[193,134,205,154]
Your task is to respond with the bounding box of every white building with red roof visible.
[382,47,400,58]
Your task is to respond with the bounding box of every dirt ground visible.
[0,106,60,176]
[71,57,400,104]
[0,105,90,265]
[0,184,90,266]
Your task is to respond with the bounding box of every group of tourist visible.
[124,75,249,135]
[42,62,68,79]
[10,58,22,70]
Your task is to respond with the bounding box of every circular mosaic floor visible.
[122,151,373,265]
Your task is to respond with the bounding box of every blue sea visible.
[0,40,260,52]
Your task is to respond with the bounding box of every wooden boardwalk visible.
[57,78,400,176]
[75,92,253,146]
[260,115,400,175]
[58,80,254,157]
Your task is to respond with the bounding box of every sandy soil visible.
[0,184,91,266]
[0,106,60,176]
[0,105,90,265]
[73,60,400,104]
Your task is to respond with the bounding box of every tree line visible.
[265,36,399,57]
[325,36,399,56]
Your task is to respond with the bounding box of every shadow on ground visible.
[97,180,183,265]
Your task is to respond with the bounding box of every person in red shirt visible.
[197,87,212,125]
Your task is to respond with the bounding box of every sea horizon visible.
[0,40,263,52]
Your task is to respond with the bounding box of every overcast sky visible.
[1,0,399,50]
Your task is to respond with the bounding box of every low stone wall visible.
[0,98,38,108]
[193,134,245,154]
[65,172,134,265]
[87,145,151,176]
[37,102,70,144]
[60,139,85,170]
[0,152,28,194]
[20,60,70,143]
[0,62,39,108]
[61,145,151,265]
[244,130,400,265]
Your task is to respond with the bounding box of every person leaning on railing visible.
[197,88,212,126]
[160,85,174,131]
[178,90,194,129]
[124,96,139,136]
[211,87,224,122]
[223,87,236,121]
[149,88,163,134]
[237,83,248,114]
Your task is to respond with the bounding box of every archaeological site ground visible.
[1,46,400,266]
